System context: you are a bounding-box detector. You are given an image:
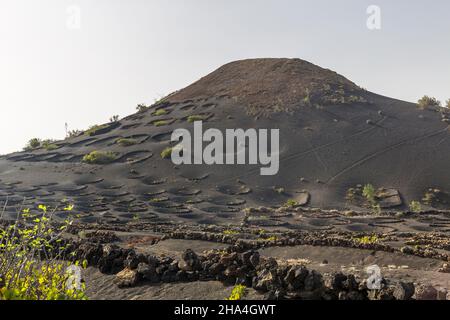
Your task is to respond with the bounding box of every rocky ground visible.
[67,212,450,300]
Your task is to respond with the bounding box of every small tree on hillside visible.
[417,95,441,109]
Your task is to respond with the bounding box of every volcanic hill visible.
[1,58,449,227]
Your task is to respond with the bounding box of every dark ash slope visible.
[0,58,449,226]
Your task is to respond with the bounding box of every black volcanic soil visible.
[1,58,450,299]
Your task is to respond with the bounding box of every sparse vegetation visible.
[262,236,278,242]
[109,115,119,122]
[223,230,239,236]
[409,201,422,213]
[160,147,173,159]
[116,138,138,147]
[24,138,59,151]
[85,124,109,136]
[24,138,42,151]
[41,139,59,151]
[153,109,167,116]
[136,104,149,113]
[149,197,168,203]
[82,151,117,164]
[226,285,246,300]
[274,187,285,195]
[67,130,83,138]
[284,199,299,208]
[362,184,381,214]
[418,96,441,109]
[187,115,205,123]
[0,204,87,300]
[153,120,170,127]
[362,184,376,203]
[353,235,380,245]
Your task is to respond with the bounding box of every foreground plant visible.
[0,204,87,300]
[227,284,247,300]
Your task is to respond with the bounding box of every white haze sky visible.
[0,0,449,154]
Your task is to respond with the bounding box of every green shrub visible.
[409,201,422,213]
[116,138,138,147]
[363,184,381,214]
[187,115,205,123]
[226,285,246,300]
[24,139,60,151]
[418,96,441,109]
[223,230,239,236]
[85,124,108,136]
[42,139,59,151]
[24,138,42,151]
[160,147,173,159]
[363,184,376,203]
[67,130,83,138]
[153,109,167,116]
[0,205,87,300]
[82,151,117,164]
[353,235,380,245]
[153,120,169,127]
[284,199,299,208]
[136,104,149,113]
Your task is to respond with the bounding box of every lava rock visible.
[284,266,309,291]
[393,282,415,300]
[114,268,139,288]
[178,249,201,271]
[415,285,438,300]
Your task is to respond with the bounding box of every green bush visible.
[0,205,87,300]
[42,139,59,151]
[153,109,167,116]
[24,139,60,151]
[187,115,205,123]
[67,130,83,138]
[409,201,422,213]
[153,120,170,127]
[226,285,246,300]
[24,138,42,151]
[82,151,117,164]
[136,104,149,113]
[353,235,380,245]
[362,184,376,203]
[362,184,381,214]
[418,96,441,109]
[85,124,108,136]
[116,138,138,147]
[284,199,299,208]
[160,147,173,159]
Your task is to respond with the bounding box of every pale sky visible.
[0,0,449,154]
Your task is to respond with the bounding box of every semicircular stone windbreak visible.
[151,131,173,143]
[206,196,246,206]
[167,187,201,196]
[147,118,176,127]
[67,137,97,148]
[216,184,252,196]
[140,175,167,186]
[85,135,121,147]
[179,171,210,182]
[179,103,197,112]
[115,150,153,164]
